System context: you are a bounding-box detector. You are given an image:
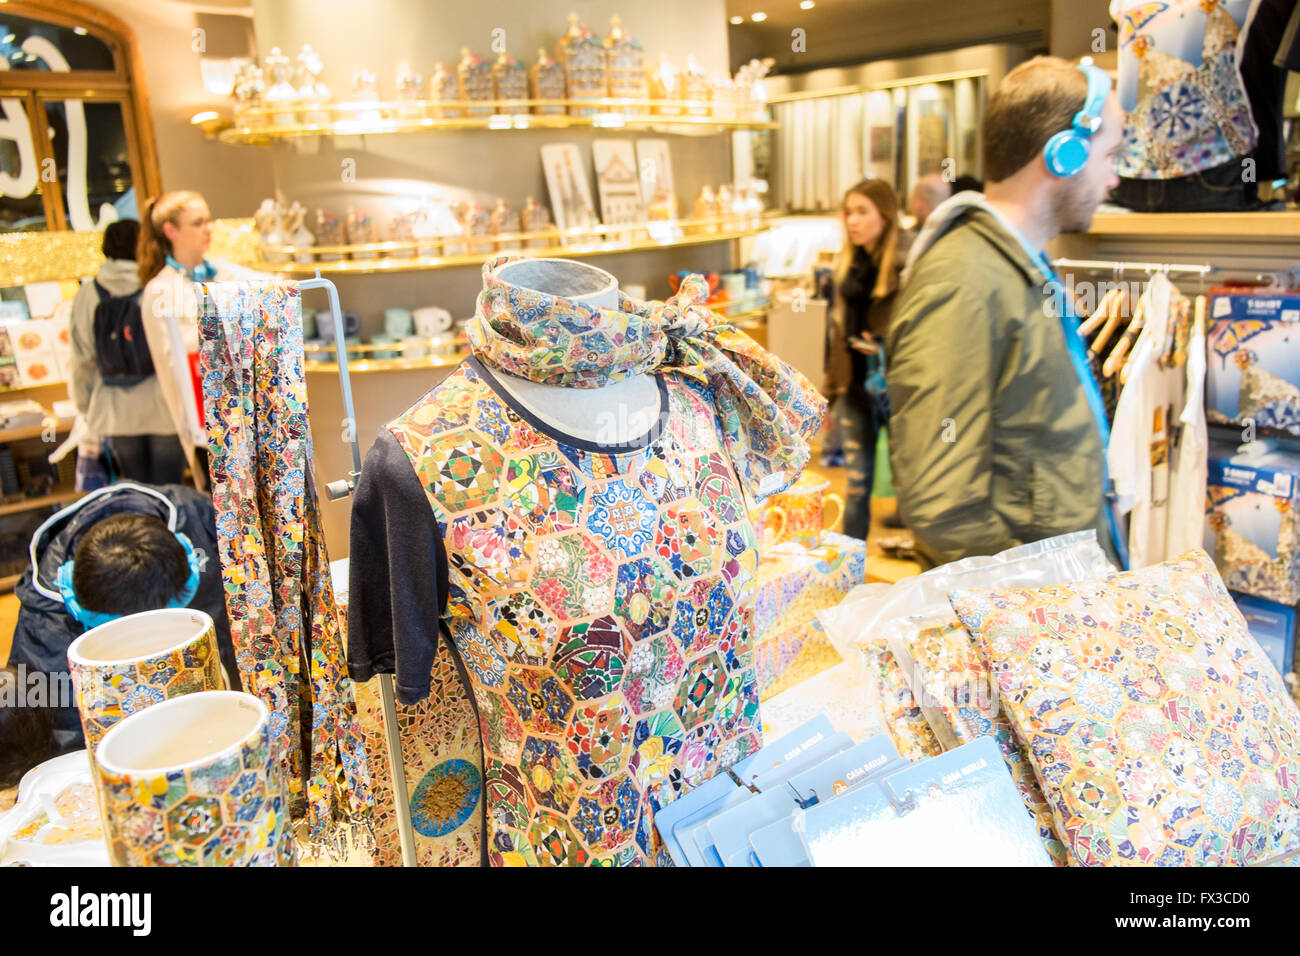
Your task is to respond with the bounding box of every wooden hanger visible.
[1079,286,1118,338]
[1091,285,1130,356]
[1106,297,1145,379]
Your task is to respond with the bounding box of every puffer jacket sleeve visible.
[886,276,1016,565]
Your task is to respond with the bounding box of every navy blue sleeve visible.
[346,428,448,704]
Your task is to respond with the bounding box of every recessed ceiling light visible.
[751,11,767,21]
[800,0,815,8]
[729,15,743,24]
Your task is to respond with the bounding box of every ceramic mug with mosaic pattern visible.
[94,690,295,867]
[765,473,844,546]
[67,608,226,773]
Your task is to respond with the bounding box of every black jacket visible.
[10,481,238,751]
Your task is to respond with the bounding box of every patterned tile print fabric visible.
[96,707,295,867]
[750,533,863,698]
[951,549,1300,866]
[903,618,1068,865]
[863,639,943,762]
[69,618,225,770]
[465,256,827,503]
[388,361,765,865]
[351,636,483,867]
[1114,0,1258,179]
[199,281,372,849]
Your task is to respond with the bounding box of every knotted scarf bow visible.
[466,256,827,500]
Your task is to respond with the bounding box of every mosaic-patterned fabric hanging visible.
[199,280,373,852]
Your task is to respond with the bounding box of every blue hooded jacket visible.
[9,481,238,752]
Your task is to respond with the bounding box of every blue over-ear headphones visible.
[166,254,218,283]
[1044,57,1112,179]
[56,531,202,630]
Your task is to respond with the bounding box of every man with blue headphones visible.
[887,56,1126,569]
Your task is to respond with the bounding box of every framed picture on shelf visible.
[592,140,645,229]
[540,143,599,234]
[635,139,675,213]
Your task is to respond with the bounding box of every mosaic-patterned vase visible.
[94,691,295,867]
[67,608,226,772]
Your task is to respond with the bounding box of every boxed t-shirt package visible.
[1205,441,1300,605]
[1232,590,1297,678]
[1206,288,1300,437]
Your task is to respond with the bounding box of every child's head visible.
[71,513,189,617]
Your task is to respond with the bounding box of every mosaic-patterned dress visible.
[349,356,764,865]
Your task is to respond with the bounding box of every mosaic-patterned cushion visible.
[862,636,942,762]
[951,549,1300,867]
[903,618,1067,865]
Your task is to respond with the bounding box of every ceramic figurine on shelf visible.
[351,67,383,124]
[389,210,418,258]
[646,180,676,221]
[232,59,265,121]
[650,55,680,116]
[346,206,378,260]
[521,196,553,248]
[493,51,528,111]
[716,183,736,225]
[263,46,298,127]
[255,198,288,263]
[430,62,461,118]
[412,205,442,258]
[458,48,494,117]
[491,198,523,251]
[693,185,719,232]
[735,57,774,120]
[604,16,647,113]
[396,61,425,120]
[529,48,565,115]
[284,201,314,264]
[557,12,606,117]
[680,55,710,117]
[294,44,331,126]
[710,74,738,122]
[459,202,494,254]
[315,209,344,262]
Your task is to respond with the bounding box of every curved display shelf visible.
[304,349,469,375]
[218,97,776,144]
[256,221,770,276]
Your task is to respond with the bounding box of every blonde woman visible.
[137,191,261,489]
[826,178,903,539]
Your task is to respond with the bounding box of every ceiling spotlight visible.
[751,11,767,21]
[73,26,88,36]
[800,0,815,8]
[729,15,743,23]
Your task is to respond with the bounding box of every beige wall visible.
[91,0,274,216]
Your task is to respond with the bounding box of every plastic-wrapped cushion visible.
[951,548,1300,867]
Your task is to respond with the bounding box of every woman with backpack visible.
[69,219,184,485]
[138,191,261,489]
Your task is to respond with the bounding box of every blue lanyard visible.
[1034,252,1130,570]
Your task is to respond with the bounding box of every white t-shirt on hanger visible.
[1109,273,1191,568]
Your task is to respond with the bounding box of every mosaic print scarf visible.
[466,256,827,501]
[199,280,373,854]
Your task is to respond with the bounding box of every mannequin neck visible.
[488,366,662,446]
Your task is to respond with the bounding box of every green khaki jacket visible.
[885,202,1116,568]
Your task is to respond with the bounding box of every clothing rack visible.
[1053,257,1217,278]
[198,274,419,868]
